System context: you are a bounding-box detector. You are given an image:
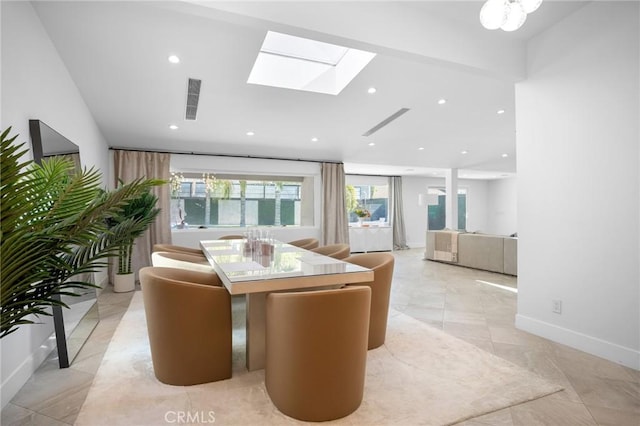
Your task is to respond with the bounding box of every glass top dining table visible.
[200,238,373,295]
[200,238,373,370]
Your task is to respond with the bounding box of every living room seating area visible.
[425,230,518,275]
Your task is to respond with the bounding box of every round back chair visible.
[288,238,319,250]
[152,244,204,257]
[344,252,395,349]
[139,267,232,385]
[310,243,351,259]
[218,234,244,240]
[151,251,213,273]
[265,286,371,421]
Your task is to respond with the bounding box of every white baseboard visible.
[516,314,640,371]
[1,333,57,409]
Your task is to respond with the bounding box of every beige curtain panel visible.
[391,176,409,250]
[112,150,172,282]
[321,162,349,245]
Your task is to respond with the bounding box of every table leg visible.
[246,292,266,371]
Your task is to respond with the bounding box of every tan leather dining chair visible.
[218,234,244,240]
[151,251,213,273]
[344,252,395,349]
[310,243,351,259]
[265,286,371,422]
[139,267,232,385]
[152,243,204,257]
[287,238,319,250]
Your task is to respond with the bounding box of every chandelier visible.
[170,172,184,196]
[202,173,217,195]
[480,0,542,32]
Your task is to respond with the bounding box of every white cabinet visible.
[349,226,393,253]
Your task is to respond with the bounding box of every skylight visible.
[247,31,376,96]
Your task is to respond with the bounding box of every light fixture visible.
[202,172,217,194]
[311,137,318,142]
[368,142,375,146]
[438,98,447,105]
[480,0,542,32]
[520,0,542,13]
[461,150,468,154]
[169,124,178,130]
[501,1,527,32]
[368,87,377,94]
[480,0,509,30]
[497,109,505,114]
[169,172,184,196]
[168,55,180,64]
[246,131,255,136]
[418,147,425,151]
[502,153,509,158]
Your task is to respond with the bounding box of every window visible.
[170,173,309,228]
[427,187,467,231]
[345,175,389,223]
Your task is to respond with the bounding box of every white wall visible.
[515,2,639,369]
[463,179,489,233]
[1,2,110,407]
[486,177,517,236]
[402,176,430,248]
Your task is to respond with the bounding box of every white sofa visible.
[425,230,517,275]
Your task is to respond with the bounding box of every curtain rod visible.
[346,173,401,178]
[108,147,342,165]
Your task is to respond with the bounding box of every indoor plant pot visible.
[114,273,135,293]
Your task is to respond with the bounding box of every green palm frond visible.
[0,128,164,338]
[107,182,161,274]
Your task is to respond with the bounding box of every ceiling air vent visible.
[362,108,410,137]
[185,78,202,121]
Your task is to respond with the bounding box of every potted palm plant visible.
[108,184,161,292]
[0,128,164,337]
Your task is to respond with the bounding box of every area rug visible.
[75,293,562,425]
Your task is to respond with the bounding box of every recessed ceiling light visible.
[367,87,377,94]
[418,147,425,151]
[501,153,508,157]
[311,137,318,142]
[368,142,375,146]
[246,131,255,136]
[168,55,180,64]
[497,109,505,114]
[169,124,178,130]
[461,150,468,154]
[438,99,447,105]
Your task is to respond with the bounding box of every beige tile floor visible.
[2,248,638,425]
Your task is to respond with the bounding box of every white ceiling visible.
[31,1,587,178]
